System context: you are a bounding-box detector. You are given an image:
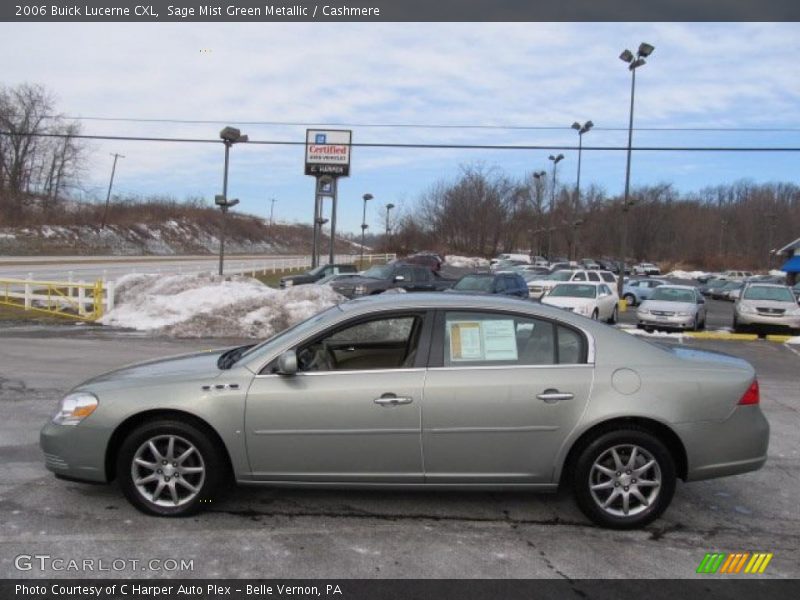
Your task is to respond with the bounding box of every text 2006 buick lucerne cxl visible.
[41,293,769,529]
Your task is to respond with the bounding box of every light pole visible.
[360,193,373,266]
[570,121,593,261]
[269,197,276,226]
[617,42,654,298]
[547,154,564,259]
[766,213,777,268]
[531,170,547,256]
[217,126,248,276]
[385,203,395,247]
[101,152,125,229]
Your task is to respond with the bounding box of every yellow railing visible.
[0,277,110,321]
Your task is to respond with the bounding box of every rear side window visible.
[600,272,615,283]
[588,272,600,282]
[573,272,587,281]
[441,311,587,366]
[495,277,507,292]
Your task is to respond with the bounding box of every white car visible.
[527,269,617,299]
[633,262,661,276]
[541,282,619,323]
[490,253,531,266]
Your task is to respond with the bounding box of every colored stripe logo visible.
[697,552,773,574]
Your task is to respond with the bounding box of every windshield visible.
[361,265,393,279]
[743,286,795,302]
[454,275,495,292]
[307,265,326,276]
[649,288,696,303]
[551,271,574,281]
[234,305,342,365]
[549,284,596,298]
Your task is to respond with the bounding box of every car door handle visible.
[374,393,413,406]
[536,389,574,403]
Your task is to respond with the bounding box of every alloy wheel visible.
[131,434,206,507]
[588,444,662,518]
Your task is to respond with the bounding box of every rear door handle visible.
[536,389,574,403]
[374,393,413,406]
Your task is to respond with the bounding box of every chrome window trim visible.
[427,363,594,372]
[254,367,426,379]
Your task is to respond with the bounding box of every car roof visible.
[744,283,789,288]
[339,291,563,316]
[552,281,605,287]
[652,284,696,291]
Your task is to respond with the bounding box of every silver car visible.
[733,284,800,332]
[637,285,707,331]
[41,293,768,529]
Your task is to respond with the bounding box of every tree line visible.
[386,165,800,270]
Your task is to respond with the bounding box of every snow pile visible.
[769,269,786,277]
[787,336,800,345]
[445,255,490,269]
[101,272,343,338]
[666,270,708,280]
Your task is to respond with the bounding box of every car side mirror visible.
[276,350,298,376]
[393,275,405,282]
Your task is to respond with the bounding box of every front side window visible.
[442,311,587,367]
[296,315,421,372]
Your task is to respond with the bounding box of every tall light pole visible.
[360,193,373,266]
[269,197,276,226]
[101,152,125,229]
[385,203,395,249]
[618,42,654,298]
[217,126,248,276]
[570,121,593,260]
[547,154,564,259]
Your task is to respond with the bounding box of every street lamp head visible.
[220,126,247,143]
[638,42,655,58]
[549,153,564,163]
[630,58,646,71]
[228,198,240,208]
[619,49,634,63]
[361,223,369,230]
[363,193,373,201]
[387,203,395,210]
[583,120,594,133]
[571,122,581,131]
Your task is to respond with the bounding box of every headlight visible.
[638,308,650,315]
[739,305,756,314]
[576,305,592,316]
[676,312,692,317]
[283,279,293,287]
[52,392,98,426]
[354,284,366,295]
[788,307,800,316]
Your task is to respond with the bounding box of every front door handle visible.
[536,389,574,403]
[374,393,413,406]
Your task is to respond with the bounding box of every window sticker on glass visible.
[449,321,483,361]
[447,319,519,362]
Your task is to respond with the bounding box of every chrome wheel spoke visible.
[147,440,163,461]
[152,479,166,501]
[591,479,615,491]
[135,474,158,485]
[622,491,631,515]
[176,478,199,493]
[176,447,195,464]
[611,448,624,471]
[168,481,179,505]
[627,447,638,470]
[134,457,157,470]
[636,478,660,488]
[180,466,204,474]
[594,464,616,478]
[602,488,620,508]
[631,487,649,507]
[633,460,656,477]
[166,436,176,462]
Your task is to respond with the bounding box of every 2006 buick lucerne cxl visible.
[41,293,769,529]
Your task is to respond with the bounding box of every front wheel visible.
[117,419,225,517]
[591,309,599,320]
[571,428,676,529]
[623,294,636,307]
[607,305,618,324]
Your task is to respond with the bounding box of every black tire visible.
[117,419,226,517]
[732,316,744,334]
[571,428,676,529]
[591,309,599,320]
[623,294,636,307]
[607,305,618,324]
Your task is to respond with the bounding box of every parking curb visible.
[765,334,794,343]
[682,332,759,341]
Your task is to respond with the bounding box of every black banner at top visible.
[3,0,800,22]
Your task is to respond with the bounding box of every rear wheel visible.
[117,419,225,517]
[591,309,599,320]
[623,294,636,307]
[572,428,676,529]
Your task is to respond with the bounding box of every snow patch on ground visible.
[769,269,786,277]
[445,255,490,269]
[101,272,343,338]
[666,270,708,280]
[786,336,800,345]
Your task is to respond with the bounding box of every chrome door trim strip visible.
[426,425,559,434]
[253,428,419,436]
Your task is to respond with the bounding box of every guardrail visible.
[0,276,114,321]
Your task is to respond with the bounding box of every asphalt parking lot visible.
[0,322,798,579]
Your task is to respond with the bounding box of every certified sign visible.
[305,129,352,176]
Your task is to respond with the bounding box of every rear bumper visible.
[676,405,769,482]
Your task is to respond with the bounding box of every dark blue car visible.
[446,272,529,298]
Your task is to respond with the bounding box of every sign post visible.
[305,129,351,267]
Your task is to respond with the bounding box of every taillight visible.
[738,380,760,405]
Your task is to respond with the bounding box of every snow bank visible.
[101,272,343,338]
[445,255,490,269]
[665,270,708,280]
[769,269,786,277]
[786,336,800,345]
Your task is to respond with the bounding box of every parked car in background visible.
[404,253,443,272]
[491,259,528,272]
[722,270,754,281]
[541,282,619,323]
[42,293,770,528]
[329,262,454,298]
[637,285,706,331]
[280,263,358,288]
[548,261,574,273]
[733,284,800,333]
[315,273,357,287]
[579,258,602,270]
[527,270,616,299]
[622,278,668,306]
[696,272,719,284]
[446,273,529,298]
[532,256,550,268]
[632,262,661,276]
[490,253,531,266]
[714,281,745,301]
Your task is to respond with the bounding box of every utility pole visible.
[547,154,564,259]
[101,153,124,229]
[269,198,276,226]
[385,203,395,249]
[360,193,373,266]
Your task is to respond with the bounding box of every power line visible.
[2,130,799,152]
[14,114,800,133]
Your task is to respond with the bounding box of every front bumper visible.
[637,313,696,329]
[676,405,769,481]
[40,421,110,483]
[736,311,800,328]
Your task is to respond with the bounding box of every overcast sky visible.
[1,22,799,232]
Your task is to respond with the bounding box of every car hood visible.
[738,299,796,309]
[77,348,228,389]
[639,300,696,312]
[541,297,594,309]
